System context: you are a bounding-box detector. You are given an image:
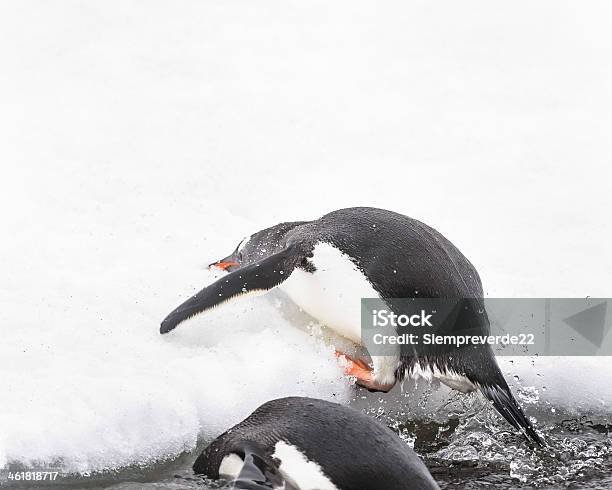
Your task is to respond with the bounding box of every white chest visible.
[279,242,380,344]
[273,440,338,490]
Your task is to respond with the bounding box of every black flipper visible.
[192,440,296,490]
[230,441,296,490]
[160,243,303,334]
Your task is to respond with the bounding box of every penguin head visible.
[208,236,248,273]
[209,223,292,272]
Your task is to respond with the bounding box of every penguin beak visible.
[209,260,240,271]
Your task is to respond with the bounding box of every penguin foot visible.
[335,350,371,371]
[335,351,395,393]
[335,350,373,380]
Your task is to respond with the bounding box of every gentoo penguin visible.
[160,207,543,446]
[193,396,440,490]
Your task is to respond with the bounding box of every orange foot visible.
[335,351,395,393]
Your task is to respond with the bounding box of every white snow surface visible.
[1,0,611,473]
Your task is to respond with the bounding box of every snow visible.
[1,0,611,473]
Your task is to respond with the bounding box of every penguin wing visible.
[198,440,297,490]
[231,444,298,490]
[160,242,305,334]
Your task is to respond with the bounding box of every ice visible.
[498,357,612,419]
[1,0,611,475]
[0,282,350,472]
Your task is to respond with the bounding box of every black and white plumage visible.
[161,207,543,446]
[193,397,440,490]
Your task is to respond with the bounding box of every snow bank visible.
[0,272,349,472]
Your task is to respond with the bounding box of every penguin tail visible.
[403,351,545,447]
[478,380,544,447]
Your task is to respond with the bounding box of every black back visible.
[194,396,439,490]
[288,207,483,298]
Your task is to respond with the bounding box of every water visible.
[3,384,610,489]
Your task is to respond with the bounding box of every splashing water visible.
[351,372,612,488]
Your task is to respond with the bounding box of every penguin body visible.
[161,207,543,445]
[193,396,440,490]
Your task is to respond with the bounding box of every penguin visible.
[193,396,440,490]
[160,207,543,446]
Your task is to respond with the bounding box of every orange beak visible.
[213,261,240,270]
